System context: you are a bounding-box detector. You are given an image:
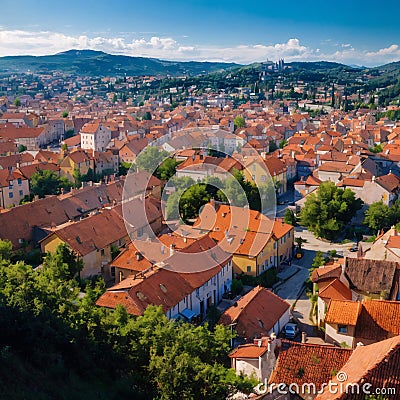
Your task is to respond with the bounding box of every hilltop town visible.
[0,60,399,399]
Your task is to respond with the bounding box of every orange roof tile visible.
[316,336,400,400]
[219,286,290,338]
[269,341,352,391]
[325,300,361,326]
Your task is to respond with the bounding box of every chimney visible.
[210,198,215,208]
[169,244,175,256]
[301,331,307,343]
[61,188,64,195]
[161,245,165,254]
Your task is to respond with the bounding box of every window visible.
[17,178,22,186]
[274,242,277,249]
[100,249,105,257]
[8,192,13,198]
[19,190,23,196]
[247,266,251,273]
[338,325,347,334]
[111,267,115,277]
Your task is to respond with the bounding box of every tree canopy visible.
[234,116,245,129]
[136,146,169,174]
[364,199,400,233]
[30,169,72,198]
[300,181,363,240]
[0,242,255,399]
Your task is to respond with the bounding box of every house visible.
[269,341,352,400]
[243,156,287,196]
[60,149,94,182]
[194,202,294,277]
[229,334,280,383]
[310,262,354,325]
[110,233,197,283]
[316,162,355,184]
[316,335,400,400]
[40,207,130,278]
[80,120,112,152]
[219,285,290,343]
[0,125,50,150]
[96,235,233,320]
[325,299,400,347]
[0,169,30,208]
[92,150,119,177]
[339,173,400,206]
[344,257,400,300]
[118,138,148,164]
[0,179,127,249]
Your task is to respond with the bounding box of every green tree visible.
[118,161,132,176]
[18,144,27,153]
[269,141,278,153]
[136,146,169,174]
[364,201,392,233]
[300,182,363,240]
[62,111,69,118]
[142,111,152,120]
[295,236,307,251]
[179,184,211,221]
[14,97,21,107]
[279,139,288,149]
[0,239,12,261]
[73,168,83,188]
[234,116,245,129]
[284,208,296,226]
[30,169,72,198]
[156,158,179,181]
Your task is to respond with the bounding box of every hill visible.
[0,49,239,77]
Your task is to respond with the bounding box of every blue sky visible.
[0,0,399,66]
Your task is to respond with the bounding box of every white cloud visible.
[0,29,398,67]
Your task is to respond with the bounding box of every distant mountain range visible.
[0,50,239,77]
[0,49,398,79]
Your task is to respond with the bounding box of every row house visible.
[0,169,29,208]
[96,236,233,320]
[194,202,294,278]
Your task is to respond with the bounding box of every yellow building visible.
[195,202,294,277]
[40,208,129,279]
[60,149,94,183]
[243,156,287,196]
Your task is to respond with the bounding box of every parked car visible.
[284,323,299,339]
[349,244,358,252]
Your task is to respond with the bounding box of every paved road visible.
[274,265,309,304]
[294,226,358,259]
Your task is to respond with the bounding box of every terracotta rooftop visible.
[325,300,361,326]
[219,285,290,339]
[229,343,269,359]
[269,341,352,392]
[311,264,342,283]
[316,335,400,400]
[318,278,353,302]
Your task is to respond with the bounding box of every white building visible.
[96,236,233,321]
[80,121,111,152]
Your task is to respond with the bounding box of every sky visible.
[0,0,399,66]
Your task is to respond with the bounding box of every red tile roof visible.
[319,279,352,302]
[269,341,352,391]
[316,335,400,400]
[325,300,361,326]
[219,286,290,339]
